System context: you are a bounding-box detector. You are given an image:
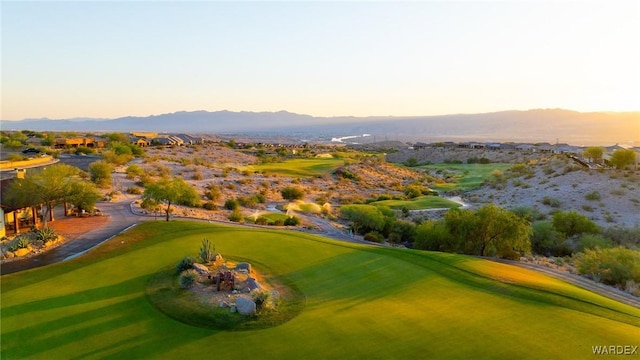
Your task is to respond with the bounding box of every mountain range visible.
[2,109,639,146]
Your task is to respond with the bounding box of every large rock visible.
[235,296,256,315]
[235,262,251,273]
[192,263,211,277]
[246,277,262,291]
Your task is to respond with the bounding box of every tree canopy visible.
[4,164,98,227]
[143,177,201,221]
[582,146,605,163]
[609,149,637,169]
[414,204,531,259]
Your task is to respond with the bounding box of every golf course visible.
[2,221,638,359]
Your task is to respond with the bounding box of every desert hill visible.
[2,109,638,145]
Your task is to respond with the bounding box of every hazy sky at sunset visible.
[2,1,639,120]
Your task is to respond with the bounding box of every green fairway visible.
[371,195,462,210]
[2,221,639,359]
[246,158,344,177]
[420,163,511,191]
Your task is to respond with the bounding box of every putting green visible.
[2,221,639,359]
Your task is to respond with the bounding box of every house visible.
[54,137,106,149]
[129,136,151,147]
[515,144,535,152]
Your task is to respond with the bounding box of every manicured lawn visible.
[2,221,639,359]
[246,158,344,177]
[420,163,511,191]
[371,195,462,210]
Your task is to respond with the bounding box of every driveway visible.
[0,194,149,275]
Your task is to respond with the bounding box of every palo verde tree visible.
[582,146,605,164]
[142,176,201,221]
[609,149,637,170]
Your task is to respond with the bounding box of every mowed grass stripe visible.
[2,221,638,359]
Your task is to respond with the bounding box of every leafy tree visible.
[143,177,201,221]
[88,160,113,187]
[389,219,417,244]
[609,149,637,169]
[552,211,599,238]
[582,146,605,163]
[67,181,101,213]
[444,204,531,259]
[531,220,570,256]
[103,132,130,144]
[5,164,81,227]
[414,220,453,251]
[340,205,393,235]
[281,186,305,201]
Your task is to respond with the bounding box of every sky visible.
[2,0,639,120]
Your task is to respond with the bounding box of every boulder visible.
[235,262,251,273]
[235,296,256,315]
[192,263,210,277]
[230,305,237,313]
[246,277,262,291]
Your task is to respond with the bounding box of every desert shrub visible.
[253,291,275,311]
[574,247,640,288]
[228,208,244,222]
[280,186,305,201]
[530,221,570,256]
[273,219,285,226]
[204,185,221,201]
[192,171,204,180]
[542,196,562,208]
[126,186,143,195]
[34,227,57,243]
[577,234,613,252]
[179,270,198,289]
[403,157,419,167]
[585,191,601,201]
[284,216,300,226]
[511,206,545,222]
[224,199,239,210]
[7,236,31,252]
[255,217,268,225]
[364,231,384,243]
[176,256,196,274]
[601,226,640,248]
[334,168,359,181]
[199,238,216,263]
[202,201,217,210]
[237,196,258,208]
[552,211,599,238]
